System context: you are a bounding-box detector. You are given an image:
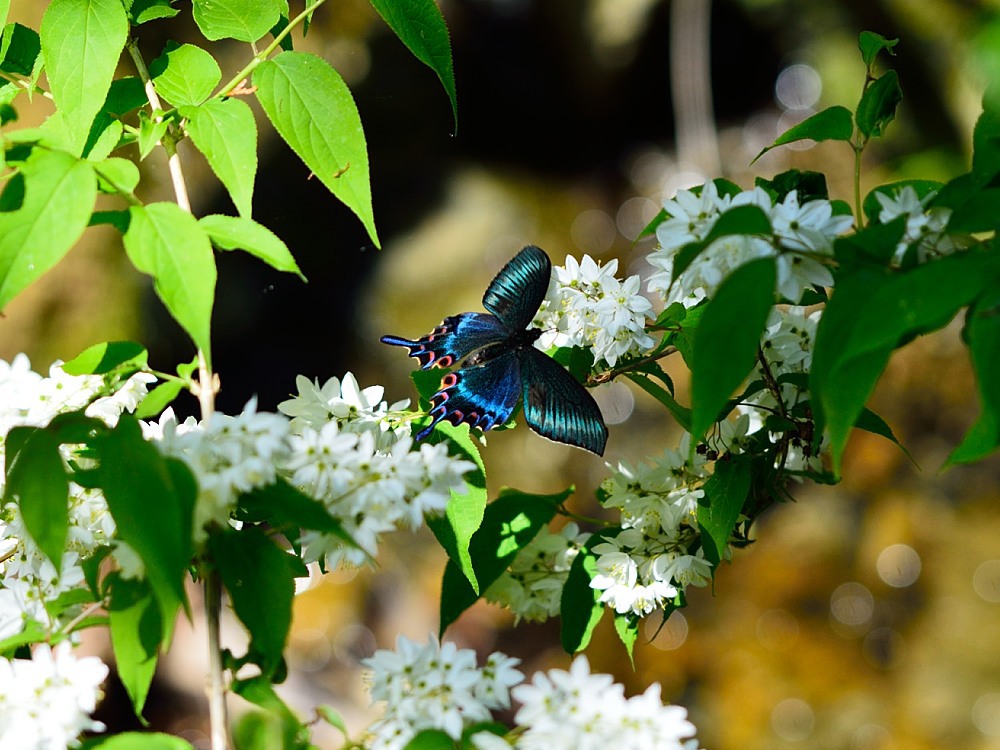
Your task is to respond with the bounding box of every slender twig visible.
[128,35,226,750]
[0,71,53,99]
[58,599,109,637]
[216,0,328,98]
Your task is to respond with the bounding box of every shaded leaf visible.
[856,70,902,139]
[858,30,898,69]
[560,532,609,654]
[108,574,161,721]
[4,426,68,565]
[753,106,853,162]
[62,341,147,375]
[697,453,751,565]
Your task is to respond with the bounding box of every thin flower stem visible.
[57,599,108,637]
[216,0,328,98]
[128,35,226,750]
[853,141,864,228]
[0,71,53,99]
[557,505,611,527]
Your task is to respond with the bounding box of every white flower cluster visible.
[534,254,655,368]
[147,400,292,542]
[278,374,475,568]
[736,306,826,474]
[484,522,587,623]
[0,356,153,639]
[647,182,853,306]
[874,185,969,264]
[0,641,109,749]
[363,639,699,750]
[362,635,523,750]
[591,441,712,617]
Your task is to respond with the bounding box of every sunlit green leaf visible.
[192,0,281,42]
[183,99,257,218]
[108,574,161,720]
[39,0,128,155]
[149,42,221,107]
[254,51,379,246]
[4,427,68,565]
[63,341,147,375]
[199,214,302,278]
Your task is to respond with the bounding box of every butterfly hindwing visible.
[517,347,608,455]
[416,350,522,440]
[482,245,551,331]
[380,312,508,370]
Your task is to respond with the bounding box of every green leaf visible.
[368,0,458,131]
[697,453,751,565]
[833,216,905,270]
[812,250,1000,473]
[39,0,128,156]
[403,730,455,750]
[232,676,308,749]
[689,258,776,440]
[0,149,96,310]
[945,188,1000,234]
[613,613,639,664]
[316,705,349,737]
[183,98,257,218]
[238,478,354,544]
[0,619,47,656]
[624,371,691,431]
[123,202,216,364]
[0,22,40,76]
[232,711,286,750]
[192,0,281,42]
[755,169,829,203]
[199,214,302,278]
[672,205,771,282]
[949,289,1000,464]
[254,51,379,247]
[426,421,487,591]
[137,110,171,160]
[633,206,668,245]
[94,157,141,194]
[134,380,184,418]
[149,42,221,107]
[439,487,567,634]
[108,574,161,721]
[973,88,1000,184]
[4,426,68,565]
[94,417,195,642]
[856,70,902,139]
[858,31,899,69]
[85,733,194,750]
[560,533,608,654]
[753,106,853,162]
[127,0,181,24]
[210,526,306,676]
[0,1,8,27]
[63,340,147,375]
[855,407,914,463]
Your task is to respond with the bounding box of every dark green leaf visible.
[858,31,898,69]
[0,22,40,76]
[439,487,567,634]
[833,216,905,270]
[368,0,458,131]
[192,0,281,42]
[183,99,257,218]
[624,372,691,431]
[697,453,751,565]
[4,426,68,565]
[755,169,829,203]
[123,202,216,365]
[108,574,161,720]
[149,42,221,107]
[403,729,455,750]
[949,289,1000,464]
[254,51,379,247]
[238,478,354,542]
[945,188,1000,233]
[753,106,853,162]
[633,206,667,244]
[560,532,609,654]
[199,214,302,278]
[210,526,306,676]
[0,149,96,310]
[973,87,1000,184]
[856,70,902,139]
[62,341,147,376]
[690,258,776,440]
[812,250,1000,473]
[855,407,914,463]
[39,0,128,155]
[94,417,195,642]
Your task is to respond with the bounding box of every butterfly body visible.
[381,245,608,455]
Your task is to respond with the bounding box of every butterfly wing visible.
[380,312,508,370]
[482,245,551,331]
[416,350,522,440]
[517,348,608,455]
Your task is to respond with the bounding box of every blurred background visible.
[7,0,1000,747]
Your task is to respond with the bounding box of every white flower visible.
[278,373,408,435]
[0,642,109,749]
[363,635,523,749]
[535,254,654,368]
[875,185,969,263]
[511,656,697,750]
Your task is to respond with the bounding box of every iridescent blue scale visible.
[380,245,608,455]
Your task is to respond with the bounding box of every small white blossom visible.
[875,185,970,263]
[0,642,109,749]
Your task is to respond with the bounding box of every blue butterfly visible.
[381,245,608,455]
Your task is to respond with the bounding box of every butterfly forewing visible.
[416,350,522,439]
[517,348,608,455]
[380,312,508,370]
[482,245,551,332]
